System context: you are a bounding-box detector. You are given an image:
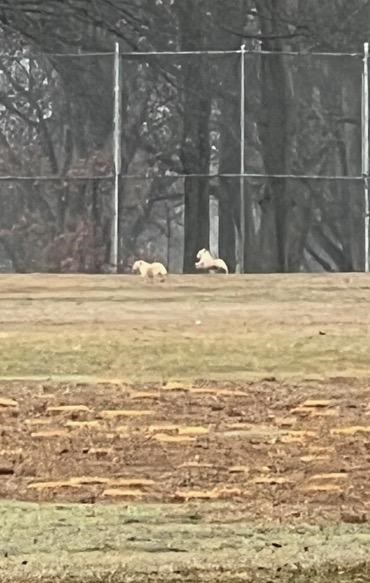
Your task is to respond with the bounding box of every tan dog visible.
[132,260,167,282]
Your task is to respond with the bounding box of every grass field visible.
[1,273,370,582]
[1,272,370,380]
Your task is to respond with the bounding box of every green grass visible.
[0,501,369,583]
[1,325,370,380]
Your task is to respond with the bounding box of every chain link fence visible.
[0,46,367,273]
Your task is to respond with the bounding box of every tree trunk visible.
[216,1,246,273]
[335,57,362,271]
[258,1,293,272]
[176,1,212,272]
[218,92,239,273]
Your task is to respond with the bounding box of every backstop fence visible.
[0,44,367,274]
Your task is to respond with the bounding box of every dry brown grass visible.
[0,272,369,381]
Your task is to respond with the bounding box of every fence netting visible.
[0,49,366,273]
[0,52,114,272]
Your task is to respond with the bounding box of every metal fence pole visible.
[362,41,369,273]
[110,41,122,272]
[239,43,246,273]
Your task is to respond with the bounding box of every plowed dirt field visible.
[1,377,370,523]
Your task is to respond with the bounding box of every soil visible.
[1,377,370,524]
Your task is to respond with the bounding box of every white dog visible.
[132,260,167,282]
[195,249,229,274]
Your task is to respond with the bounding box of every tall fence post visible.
[111,41,122,272]
[362,41,369,273]
[239,43,246,273]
